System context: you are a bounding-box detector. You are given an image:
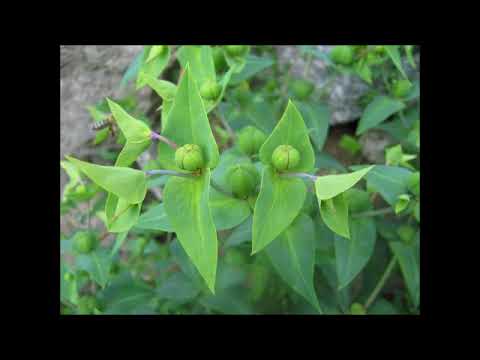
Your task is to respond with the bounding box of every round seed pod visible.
[200,79,222,101]
[224,45,248,58]
[290,79,315,100]
[174,144,205,171]
[73,231,97,254]
[271,145,301,172]
[226,163,260,199]
[350,303,367,315]
[392,79,412,98]
[237,126,267,156]
[330,45,355,65]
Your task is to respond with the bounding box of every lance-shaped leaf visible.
[320,192,350,239]
[389,240,420,308]
[143,74,177,100]
[177,46,216,86]
[60,160,82,201]
[107,98,151,143]
[66,156,146,204]
[385,45,408,80]
[204,68,234,114]
[315,165,374,201]
[296,101,330,152]
[259,100,315,173]
[105,195,142,233]
[265,213,322,313]
[356,96,405,135]
[136,45,171,89]
[252,166,306,254]
[163,169,218,293]
[158,65,219,170]
[335,216,376,290]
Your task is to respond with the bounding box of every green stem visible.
[352,207,393,218]
[303,53,313,77]
[145,169,194,178]
[364,257,397,309]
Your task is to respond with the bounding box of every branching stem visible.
[150,131,178,149]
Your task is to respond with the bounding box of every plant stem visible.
[280,172,318,182]
[145,169,194,178]
[150,131,178,149]
[303,53,313,78]
[364,257,397,309]
[352,207,394,218]
[216,112,236,141]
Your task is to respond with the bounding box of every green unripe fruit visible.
[290,79,315,100]
[77,295,98,315]
[237,126,267,156]
[330,45,354,65]
[392,79,412,98]
[374,45,385,54]
[224,45,248,58]
[174,144,205,171]
[200,79,221,101]
[350,302,366,315]
[226,163,260,199]
[73,231,96,254]
[271,145,301,172]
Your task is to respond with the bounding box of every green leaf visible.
[314,165,374,200]
[209,188,251,231]
[66,156,147,204]
[259,100,315,173]
[350,165,412,206]
[252,166,306,254]
[110,231,128,257]
[354,59,372,84]
[204,67,234,114]
[76,249,112,288]
[320,193,350,239]
[61,261,78,305]
[404,45,416,69]
[105,195,141,233]
[230,55,274,85]
[335,217,376,289]
[146,45,167,63]
[356,96,406,135]
[107,98,151,143]
[156,272,201,303]
[223,46,250,73]
[177,45,216,85]
[60,160,82,201]
[395,194,411,214]
[265,213,322,313]
[135,202,173,232]
[339,134,362,155]
[158,65,219,170]
[143,74,177,100]
[163,169,218,293]
[136,45,171,89]
[296,101,330,152]
[224,216,253,249]
[389,241,420,307]
[385,45,408,79]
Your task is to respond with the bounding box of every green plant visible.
[61,45,420,315]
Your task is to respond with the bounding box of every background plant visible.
[60,45,420,315]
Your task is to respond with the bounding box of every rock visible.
[60,45,153,192]
[359,130,395,164]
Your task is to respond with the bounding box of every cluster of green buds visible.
[330,45,355,65]
[73,231,97,254]
[237,126,267,156]
[271,144,301,172]
[174,144,205,171]
[226,163,260,199]
[290,79,315,100]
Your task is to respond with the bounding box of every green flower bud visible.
[350,302,367,315]
[392,79,412,98]
[63,272,75,282]
[226,163,260,199]
[213,47,227,73]
[271,145,301,172]
[174,144,205,171]
[224,45,248,58]
[73,231,96,254]
[374,45,385,54]
[237,126,267,156]
[200,79,221,101]
[330,45,354,65]
[77,295,98,315]
[290,79,315,100]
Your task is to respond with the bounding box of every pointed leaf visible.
[105,195,142,232]
[390,241,420,307]
[135,203,173,232]
[158,65,219,170]
[320,193,350,239]
[335,217,376,289]
[265,213,322,313]
[230,54,274,85]
[120,48,145,87]
[385,45,408,79]
[296,101,330,152]
[136,45,171,89]
[177,45,216,85]
[204,67,234,114]
[66,156,146,204]
[315,165,374,200]
[259,100,315,173]
[146,45,168,63]
[356,96,405,135]
[163,169,218,293]
[107,98,151,143]
[252,166,306,254]
[143,74,177,100]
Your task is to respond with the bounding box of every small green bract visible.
[174,144,205,171]
[226,163,260,199]
[271,144,301,171]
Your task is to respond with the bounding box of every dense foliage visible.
[61,45,420,315]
